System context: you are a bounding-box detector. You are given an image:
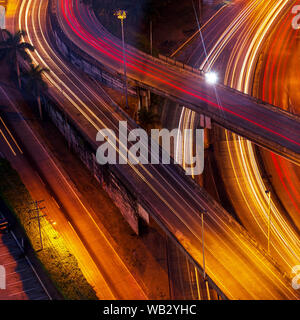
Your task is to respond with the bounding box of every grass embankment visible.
[0,158,97,300]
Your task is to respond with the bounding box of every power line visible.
[28,200,46,250]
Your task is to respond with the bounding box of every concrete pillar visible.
[137,87,150,109]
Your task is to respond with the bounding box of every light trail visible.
[13,0,300,299]
[178,0,300,280]
[58,0,300,155]
[224,0,300,275]
[195,0,300,275]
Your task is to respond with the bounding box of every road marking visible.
[9,287,36,296]
[0,128,16,156]
[0,116,23,154]
[8,277,33,286]
[51,196,60,209]
[170,4,229,58]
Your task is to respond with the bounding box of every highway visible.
[56,0,300,165]
[215,0,300,277]
[177,0,300,278]
[0,80,147,299]
[257,4,300,233]
[10,0,300,299]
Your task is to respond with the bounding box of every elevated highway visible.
[56,0,300,165]
[10,0,300,299]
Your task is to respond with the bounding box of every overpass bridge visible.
[57,0,300,166]
[13,0,300,299]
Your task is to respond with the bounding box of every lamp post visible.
[198,0,202,22]
[200,209,207,280]
[115,10,129,110]
[265,190,271,253]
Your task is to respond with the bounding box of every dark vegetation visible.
[81,0,179,55]
[0,30,47,119]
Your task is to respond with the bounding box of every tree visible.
[21,64,49,120]
[0,30,34,88]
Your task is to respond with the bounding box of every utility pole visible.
[265,190,271,253]
[29,200,46,250]
[115,10,129,110]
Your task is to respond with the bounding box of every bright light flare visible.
[205,71,218,84]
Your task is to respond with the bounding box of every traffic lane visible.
[258,7,300,231]
[183,0,257,66]
[133,168,298,300]
[16,4,148,298]
[0,115,23,157]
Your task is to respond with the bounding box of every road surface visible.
[11,0,300,299]
[0,82,147,299]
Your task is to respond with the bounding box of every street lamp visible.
[115,9,129,110]
[199,209,207,280]
[205,71,218,85]
[265,190,271,253]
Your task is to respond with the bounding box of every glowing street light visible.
[205,71,218,85]
[115,9,127,20]
[114,10,129,110]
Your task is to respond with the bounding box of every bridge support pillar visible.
[199,114,211,130]
[137,87,151,110]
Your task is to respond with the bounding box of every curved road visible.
[57,0,300,165]
[10,0,300,299]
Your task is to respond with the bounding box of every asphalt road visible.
[0,83,147,299]
[11,0,300,299]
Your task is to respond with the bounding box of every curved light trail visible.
[10,0,300,299]
[56,0,300,164]
[180,0,300,277]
